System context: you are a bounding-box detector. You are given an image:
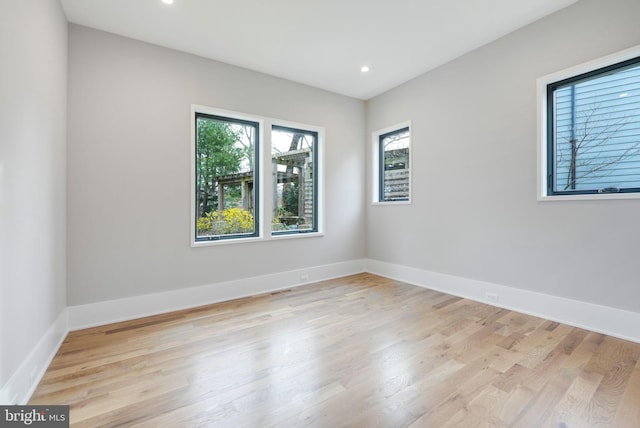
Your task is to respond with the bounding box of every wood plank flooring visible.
[30,273,640,427]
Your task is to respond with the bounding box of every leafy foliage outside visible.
[195,116,256,238]
[197,208,254,235]
[272,181,300,230]
[196,119,245,217]
[282,181,299,215]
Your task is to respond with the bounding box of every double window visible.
[540,49,640,198]
[192,107,321,244]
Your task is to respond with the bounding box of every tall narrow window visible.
[194,113,259,241]
[545,55,640,196]
[271,126,318,234]
[379,126,410,202]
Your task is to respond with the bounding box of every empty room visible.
[2,0,640,426]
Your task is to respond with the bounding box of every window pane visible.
[380,128,410,201]
[271,126,317,233]
[195,114,259,240]
[551,60,640,193]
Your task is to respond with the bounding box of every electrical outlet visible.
[485,292,498,304]
[300,274,309,282]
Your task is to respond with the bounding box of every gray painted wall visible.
[67,25,366,305]
[366,0,640,312]
[5,0,640,394]
[0,0,67,386]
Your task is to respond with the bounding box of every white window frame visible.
[537,45,640,201]
[372,121,412,205]
[191,105,324,247]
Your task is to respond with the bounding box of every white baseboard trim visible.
[0,309,68,405]
[68,259,367,331]
[366,259,640,344]
[6,257,639,406]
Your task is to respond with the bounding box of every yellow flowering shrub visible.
[221,207,254,233]
[197,208,254,235]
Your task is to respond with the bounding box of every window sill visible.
[191,231,324,247]
[372,200,412,206]
[270,231,324,240]
[538,193,640,202]
[191,236,263,247]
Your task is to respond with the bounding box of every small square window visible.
[540,49,640,199]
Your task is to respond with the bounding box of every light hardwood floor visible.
[30,273,640,427]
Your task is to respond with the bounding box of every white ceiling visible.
[60,0,579,100]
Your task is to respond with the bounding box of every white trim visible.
[190,105,326,246]
[538,192,640,202]
[366,259,640,344]
[190,105,266,246]
[537,44,640,201]
[371,121,412,204]
[371,201,412,206]
[5,258,640,406]
[269,231,325,241]
[539,44,640,89]
[0,309,68,405]
[68,259,365,331]
[191,236,264,247]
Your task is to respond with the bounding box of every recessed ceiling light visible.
[162,0,174,5]
[360,66,370,73]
